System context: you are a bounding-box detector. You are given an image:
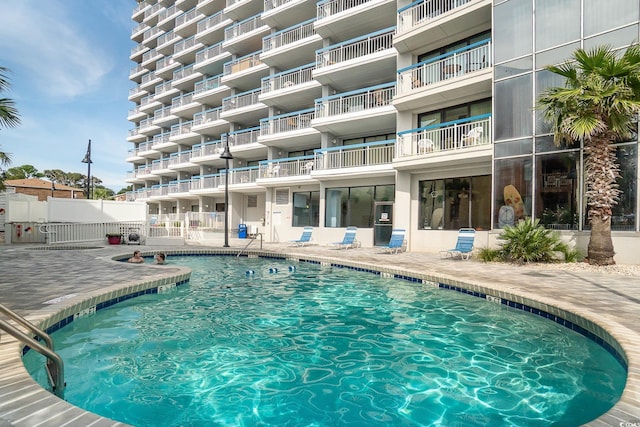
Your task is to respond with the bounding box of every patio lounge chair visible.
[440,228,475,260]
[382,229,406,254]
[332,226,358,249]
[290,227,313,246]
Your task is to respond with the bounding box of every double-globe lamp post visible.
[81,139,92,200]
[219,141,233,247]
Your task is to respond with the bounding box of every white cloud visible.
[0,1,113,99]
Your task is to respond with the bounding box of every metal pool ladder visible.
[0,303,65,398]
[237,232,263,258]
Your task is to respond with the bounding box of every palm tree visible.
[538,43,640,265]
[0,66,20,190]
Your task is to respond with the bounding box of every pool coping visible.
[1,248,639,426]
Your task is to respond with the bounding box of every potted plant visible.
[106,233,122,245]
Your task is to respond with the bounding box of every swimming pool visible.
[24,255,626,426]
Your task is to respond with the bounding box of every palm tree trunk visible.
[584,136,619,265]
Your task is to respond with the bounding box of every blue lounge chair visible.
[290,227,313,246]
[440,228,476,260]
[382,229,406,254]
[332,226,358,249]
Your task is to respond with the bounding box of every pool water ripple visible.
[24,256,625,426]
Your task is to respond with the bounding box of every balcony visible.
[260,63,321,110]
[138,117,162,137]
[313,83,396,135]
[172,64,203,91]
[313,140,396,179]
[168,150,199,173]
[140,71,162,91]
[194,42,232,76]
[221,88,268,125]
[130,64,147,83]
[128,106,146,121]
[149,184,171,198]
[223,14,270,55]
[314,27,396,92]
[192,107,229,137]
[157,5,181,30]
[126,148,144,162]
[155,55,181,79]
[196,10,232,45]
[154,81,180,103]
[395,39,492,111]
[142,26,163,48]
[139,94,162,114]
[132,2,148,22]
[192,173,224,193]
[174,7,205,38]
[222,52,269,91]
[130,43,149,61]
[170,120,201,145]
[196,0,226,15]
[259,109,320,148]
[151,158,174,176]
[129,84,148,101]
[190,140,227,166]
[315,0,396,42]
[257,155,316,186]
[156,30,181,55]
[168,178,200,195]
[143,3,162,26]
[394,114,492,170]
[127,127,145,143]
[395,0,491,54]
[228,166,260,189]
[141,48,162,69]
[153,106,179,129]
[261,19,322,69]
[173,35,203,64]
[171,91,200,118]
[262,0,317,28]
[224,0,263,22]
[224,127,265,157]
[193,75,231,105]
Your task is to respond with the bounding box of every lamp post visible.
[50,180,56,198]
[81,139,93,199]
[219,141,233,247]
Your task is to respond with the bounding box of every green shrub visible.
[477,247,502,262]
[497,218,573,264]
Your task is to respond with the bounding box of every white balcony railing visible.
[193,107,223,126]
[223,52,263,76]
[316,28,394,68]
[315,140,395,170]
[224,14,264,42]
[222,89,261,112]
[228,167,260,185]
[317,0,370,19]
[264,0,295,11]
[395,114,491,157]
[259,156,315,178]
[397,40,491,94]
[398,0,474,33]
[225,127,260,147]
[194,75,223,95]
[315,84,395,118]
[261,63,314,93]
[263,19,316,53]
[260,109,315,136]
[195,42,224,65]
[197,10,226,33]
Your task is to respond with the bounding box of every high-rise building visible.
[126,0,640,261]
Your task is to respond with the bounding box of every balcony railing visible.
[150,184,170,197]
[143,27,162,43]
[192,140,224,158]
[154,106,172,121]
[144,3,161,19]
[173,64,196,81]
[142,48,159,63]
[151,158,170,171]
[316,28,395,68]
[225,127,260,147]
[259,156,315,178]
[315,83,396,118]
[228,167,260,185]
[174,35,198,56]
[176,7,200,28]
[223,52,263,76]
[196,42,225,65]
[263,19,316,53]
[197,10,226,33]
[129,85,145,98]
[130,63,145,77]
[260,109,315,136]
[396,114,491,157]
[158,5,178,23]
[141,71,157,85]
[155,81,175,97]
[156,56,177,70]
[317,0,370,19]
[153,132,172,147]
[264,0,295,11]
[222,88,261,112]
[157,30,179,47]
[171,91,195,109]
[224,14,264,42]
[138,141,154,152]
[170,121,194,138]
[193,107,223,126]
[398,0,473,33]
[261,63,315,93]
[201,173,223,190]
[397,39,491,93]
[194,74,223,95]
[168,151,194,168]
[315,140,395,170]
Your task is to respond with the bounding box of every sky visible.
[0,0,136,191]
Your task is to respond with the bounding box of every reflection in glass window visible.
[325,185,395,228]
[494,157,533,228]
[584,0,638,36]
[419,176,491,230]
[494,0,533,63]
[292,191,319,227]
[535,152,579,230]
[495,74,533,141]
[610,144,637,231]
[535,0,580,51]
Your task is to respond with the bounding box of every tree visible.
[0,66,20,190]
[538,43,640,265]
[4,164,44,180]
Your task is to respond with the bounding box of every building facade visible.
[126,0,640,260]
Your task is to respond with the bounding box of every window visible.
[494,157,533,228]
[535,152,579,230]
[495,74,533,140]
[417,31,491,63]
[292,191,319,227]
[325,185,394,228]
[606,144,636,231]
[418,99,491,128]
[494,0,533,63]
[419,176,491,230]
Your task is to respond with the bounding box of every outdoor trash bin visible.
[238,224,247,239]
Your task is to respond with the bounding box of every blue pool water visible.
[24,256,626,426]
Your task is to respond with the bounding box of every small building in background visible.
[4,179,82,201]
